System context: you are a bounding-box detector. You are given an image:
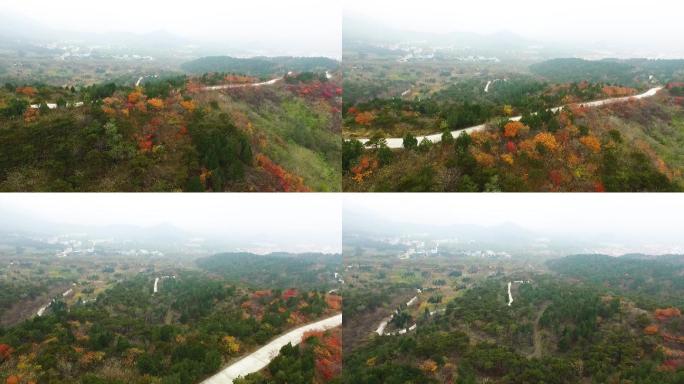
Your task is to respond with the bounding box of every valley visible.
[342,234,684,384]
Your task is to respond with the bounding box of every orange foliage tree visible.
[127,91,143,104]
[354,111,375,126]
[179,100,196,112]
[503,121,525,138]
[533,132,559,152]
[420,359,438,374]
[579,135,601,154]
[351,156,378,183]
[16,87,37,97]
[655,307,682,321]
[147,98,164,110]
[326,294,342,311]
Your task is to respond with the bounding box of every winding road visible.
[201,77,282,91]
[353,86,664,149]
[202,314,342,384]
[375,290,422,336]
[30,73,287,111]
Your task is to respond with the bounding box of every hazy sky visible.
[0,0,341,57]
[344,194,684,246]
[0,194,341,253]
[345,0,683,53]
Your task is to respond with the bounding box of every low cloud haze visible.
[345,0,684,58]
[0,194,341,254]
[344,194,684,256]
[0,0,341,58]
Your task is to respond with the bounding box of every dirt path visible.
[530,302,550,359]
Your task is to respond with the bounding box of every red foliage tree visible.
[593,181,606,192]
[549,169,563,188]
[505,141,517,153]
[0,343,13,361]
[303,329,342,383]
[282,289,299,300]
[255,154,309,192]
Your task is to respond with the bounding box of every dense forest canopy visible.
[530,58,684,86]
[197,252,342,290]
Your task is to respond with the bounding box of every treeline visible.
[181,56,339,77]
[548,254,684,310]
[530,58,684,86]
[196,252,342,290]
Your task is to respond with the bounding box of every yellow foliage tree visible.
[473,151,495,167]
[420,359,438,374]
[223,336,241,354]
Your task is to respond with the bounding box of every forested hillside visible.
[0,70,341,191]
[343,88,684,191]
[548,254,684,310]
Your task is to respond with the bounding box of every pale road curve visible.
[29,77,285,110]
[201,313,342,384]
[201,77,282,91]
[354,86,664,149]
[375,291,421,336]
